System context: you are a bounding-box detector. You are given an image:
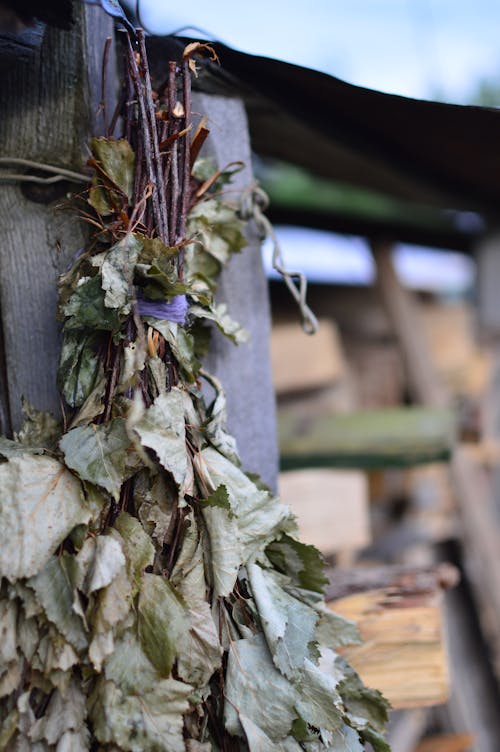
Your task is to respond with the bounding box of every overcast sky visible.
[136,0,500,102]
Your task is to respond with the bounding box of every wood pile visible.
[269,245,500,751]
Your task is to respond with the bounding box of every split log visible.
[271,318,345,395]
[327,564,458,709]
[278,468,370,556]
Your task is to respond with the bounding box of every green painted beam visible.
[279,407,456,469]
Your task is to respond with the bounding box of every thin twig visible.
[100,36,112,136]
[178,58,192,278]
[124,53,135,144]
[168,62,180,246]
[137,29,169,242]
[125,34,165,241]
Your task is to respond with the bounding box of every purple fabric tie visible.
[137,294,188,325]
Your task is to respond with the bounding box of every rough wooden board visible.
[278,468,370,555]
[415,732,475,752]
[279,406,456,469]
[329,588,449,709]
[0,5,114,432]
[271,318,345,394]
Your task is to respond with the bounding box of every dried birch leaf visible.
[29,557,88,652]
[76,535,126,595]
[90,137,135,201]
[266,534,328,598]
[190,302,248,345]
[129,389,188,490]
[224,633,298,740]
[29,679,86,746]
[138,573,188,677]
[15,399,60,449]
[58,331,101,408]
[88,568,133,672]
[247,562,319,679]
[60,418,140,501]
[173,533,222,686]
[202,371,240,463]
[294,658,344,733]
[0,599,18,665]
[63,276,122,332]
[101,234,142,312]
[0,455,90,580]
[240,715,302,752]
[187,199,247,264]
[113,512,155,591]
[326,725,365,751]
[90,676,192,752]
[200,447,295,561]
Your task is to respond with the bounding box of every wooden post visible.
[372,241,448,408]
[0,5,115,434]
[193,92,279,490]
[0,29,279,489]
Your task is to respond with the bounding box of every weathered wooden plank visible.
[279,406,456,469]
[325,563,459,602]
[0,5,115,432]
[278,469,370,555]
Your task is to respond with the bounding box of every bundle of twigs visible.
[0,30,390,751]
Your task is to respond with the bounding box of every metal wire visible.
[240,183,318,335]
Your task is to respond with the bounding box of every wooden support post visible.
[0,6,115,434]
[0,31,279,489]
[372,241,448,408]
[194,93,278,490]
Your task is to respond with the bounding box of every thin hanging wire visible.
[240,183,318,335]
